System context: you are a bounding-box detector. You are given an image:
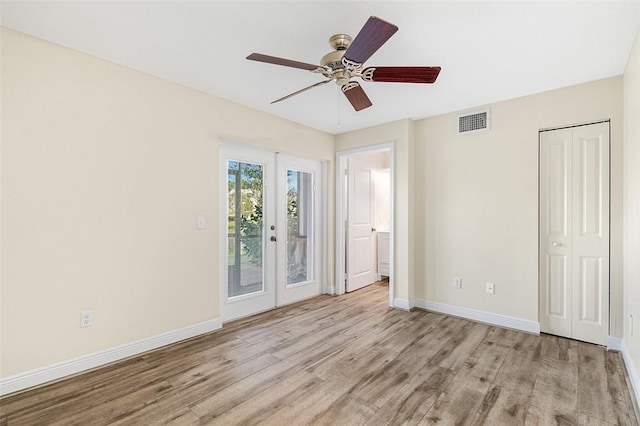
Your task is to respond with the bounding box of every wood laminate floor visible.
[1,282,638,425]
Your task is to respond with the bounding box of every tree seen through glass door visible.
[228,160,264,297]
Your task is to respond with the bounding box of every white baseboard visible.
[393,298,412,311]
[621,341,640,412]
[325,285,336,295]
[0,318,222,397]
[414,299,540,334]
[607,335,623,351]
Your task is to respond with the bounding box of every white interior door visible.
[347,157,376,292]
[539,122,609,345]
[220,143,276,321]
[276,154,322,305]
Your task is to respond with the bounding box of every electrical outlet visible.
[80,311,93,328]
[486,282,495,294]
[454,278,462,289]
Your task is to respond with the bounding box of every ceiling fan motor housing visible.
[322,34,358,85]
[321,50,345,71]
[333,69,352,86]
[320,49,353,85]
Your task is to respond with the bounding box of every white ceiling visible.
[2,1,640,134]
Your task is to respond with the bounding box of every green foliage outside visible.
[228,164,301,269]
[228,162,264,266]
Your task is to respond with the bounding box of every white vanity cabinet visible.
[377,231,390,278]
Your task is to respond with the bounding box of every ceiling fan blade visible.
[343,16,398,65]
[361,66,441,83]
[271,79,332,104]
[341,82,372,111]
[247,53,320,71]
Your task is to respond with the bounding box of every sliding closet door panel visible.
[539,128,573,338]
[571,123,609,344]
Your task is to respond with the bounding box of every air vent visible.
[458,109,490,134]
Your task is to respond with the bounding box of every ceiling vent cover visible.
[458,109,490,134]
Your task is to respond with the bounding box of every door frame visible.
[335,142,395,307]
[537,119,611,344]
[219,140,328,321]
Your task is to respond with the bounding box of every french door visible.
[539,122,610,345]
[220,143,322,321]
[277,155,322,305]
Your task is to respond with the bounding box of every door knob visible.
[270,236,277,242]
[552,241,560,247]
[371,227,376,232]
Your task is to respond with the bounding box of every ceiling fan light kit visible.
[246,16,441,111]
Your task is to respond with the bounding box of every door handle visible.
[270,236,277,242]
[552,241,561,247]
[371,227,376,232]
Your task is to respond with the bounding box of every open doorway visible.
[335,143,394,307]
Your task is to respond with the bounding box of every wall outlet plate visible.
[454,278,462,289]
[80,311,93,328]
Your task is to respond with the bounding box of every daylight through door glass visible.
[287,170,313,285]
[228,160,264,297]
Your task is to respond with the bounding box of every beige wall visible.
[2,24,636,393]
[336,119,414,303]
[0,28,334,377]
[623,29,640,392]
[413,77,624,331]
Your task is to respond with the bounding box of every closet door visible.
[570,123,609,344]
[540,128,573,339]
[539,122,609,345]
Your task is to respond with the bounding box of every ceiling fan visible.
[246,16,441,111]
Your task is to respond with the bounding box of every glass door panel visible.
[228,161,264,297]
[287,170,313,285]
